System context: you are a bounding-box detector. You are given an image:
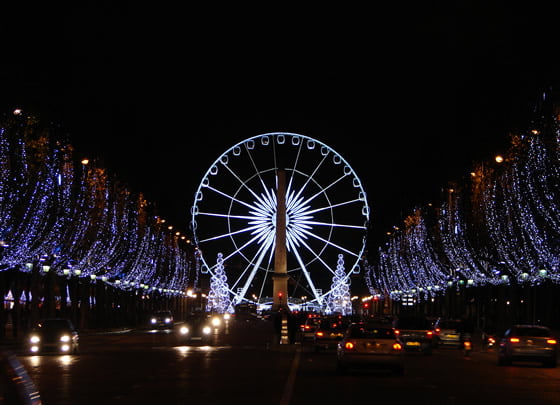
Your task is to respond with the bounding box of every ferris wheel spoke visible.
[287,153,330,205]
[232,232,275,305]
[297,226,360,259]
[303,198,367,216]
[243,141,276,196]
[286,235,324,305]
[197,221,264,244]
[298,220,367,230]
[287,229,337,275]
[220,158,275,207]
[302,173,349,207]
[203,185,259,212]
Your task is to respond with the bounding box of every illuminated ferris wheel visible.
[190,132,369,309]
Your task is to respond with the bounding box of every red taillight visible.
[345,341,355,350]
[488,337,496,344]
[464,341,472,349]
[547,339,557,345]
[316,331,324,337]
[426,330,433,338]
[510,337,520,343]
[394,329,400,335]
[392,342,402,351]
[435,328,441,335]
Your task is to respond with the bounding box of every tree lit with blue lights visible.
[0,109,194,298]
[366,93,560,301]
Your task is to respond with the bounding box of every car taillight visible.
[345,342,355,350]
[392,342,402,351]
[510,337,520,343]
[547,339,557,345]
[394,329,400,336]
[316,331,324,337]
[426,331,433,338]
[434,328,441,335]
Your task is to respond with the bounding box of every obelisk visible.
[272,168,288,311]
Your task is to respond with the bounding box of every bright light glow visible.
[60,335,70,342]
[30,335,40,344]
[202,326,211,335]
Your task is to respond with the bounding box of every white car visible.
[337,322,404,375]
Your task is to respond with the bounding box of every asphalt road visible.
[2,319,560,405]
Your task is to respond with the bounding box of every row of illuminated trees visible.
[0,109,197,297]
[365,102,560,302]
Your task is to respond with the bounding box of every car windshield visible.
[36,319,72,331]
[350,325,396,339]
[396,317,431,329]
[439,320,461,329]
[512,327,550,337]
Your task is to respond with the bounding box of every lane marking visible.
[279,347,301,405]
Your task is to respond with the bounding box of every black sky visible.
[2,4,559,255]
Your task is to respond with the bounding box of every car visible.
[149,310,174,329]
[300,314,323,342]
[393,314,434,354]
[497,324,557,367]
[177,312,222,344]
[27,318,79,354]
[433,318,463,348]
[313,317,348,351]
[336,322,404,375]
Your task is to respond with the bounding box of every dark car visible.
[149,310,174,329]
[433,318,463,348]
[393,314,434,354]
[498,324,557,367]
[313,317,348,351]
[177,312,222,344]
[336,322,404,375]
[27,318,79,354]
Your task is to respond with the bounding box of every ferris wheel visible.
[190,132,369,309]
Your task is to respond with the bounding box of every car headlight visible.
[165,318,172,323]
[30,335,40,344]
[180,326,189,335]
[211,317,221,327]
[60,334,71,343]
[151,318,157,324]
[202,326,212,335]
[223,313,231,321]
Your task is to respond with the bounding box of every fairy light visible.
[0,111,194,297]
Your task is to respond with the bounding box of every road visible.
[4,319,560,404]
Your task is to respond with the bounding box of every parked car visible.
[393,314,434,354]
[313,317,348,351]
[149,310,174,329]
[27,318,79,354]
[433,318,463,348]
[336,322,404,375]
[497,324,557,367]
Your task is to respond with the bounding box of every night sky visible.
[2,4,559,257]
